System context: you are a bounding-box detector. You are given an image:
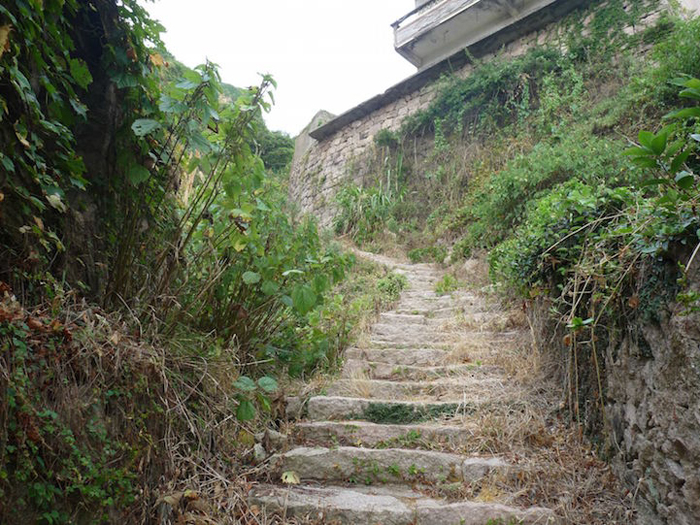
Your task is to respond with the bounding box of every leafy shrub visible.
[333,184,402,244]
[374,129,400,149]
[455,132,636,254]
[407,246,447,264]
[435,274,460,295]
[402,48,564,136]
[489,76,700,429]
[377,272,408,301]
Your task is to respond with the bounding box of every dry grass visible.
[416,258,633,523]
[253,253,633,525]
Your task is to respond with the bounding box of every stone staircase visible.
[250,255,557,524]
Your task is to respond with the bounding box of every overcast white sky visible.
[141,1,417,136]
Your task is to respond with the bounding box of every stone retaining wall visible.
[288,0,683,228]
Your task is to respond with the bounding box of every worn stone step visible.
[297,420,470,449]
[269,446,507,485]
[326,378,502,400]
[394,306,460,317]
[342,359,502,380]
[369,334,460,347]
[250,484,556,525]
[401,287,452,294]
[370,325,460,339]
[372,322,440,333]
[367,338,453,350]
[344,347,450,366]
[379,312,430,324]
[306,396,477,422]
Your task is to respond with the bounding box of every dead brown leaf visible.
[0,25,11,60]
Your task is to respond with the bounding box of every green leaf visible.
[69,59,93,90]
[631,157,658,169]
[242,271,261,285]
[313,274,329,294]
[261,280,279,296]
[236,399,256,421]
[131,119,161,137]
[281,295,293,308]
[675,171,695,190]
[641,178,669,187]
[680,88,700,100]
[623,146,652,156]
[0,155,14,173]
[667,107,700,119]
[128,165,150,185]
[638,130,654,149]
[650,132,668,156]
[257,376,278,393]
[256,198,271,212]
[69,98,88,119]
[292,284,316,315]
[671,149,692,174]
[258,394,272,412]
[233,376,256,392]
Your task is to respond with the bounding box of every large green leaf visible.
[69,58,93,89]
[292,284,316,315]
[261,280,279,296]
[233,376,256,392]
[257,376,278,393]
[675,171,695,190]
[242,271,261,285]
[650,132,667,156]
[131,119,161,137]
[128,165,150,185]
[637,130,654,149]
[236,399,256,421]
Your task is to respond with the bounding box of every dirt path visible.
[250,253,629,524]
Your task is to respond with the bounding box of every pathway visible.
[250,253,558,524]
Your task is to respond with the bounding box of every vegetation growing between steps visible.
[361,402,465,424]
[333,0,700,440]
[0,2,398,522]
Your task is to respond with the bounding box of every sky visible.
[141,1,417,136]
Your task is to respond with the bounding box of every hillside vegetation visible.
[0,1,406,522]
[334,1,700,436]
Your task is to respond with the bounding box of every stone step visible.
[377,312,494,326]
[306,396,476,422]
[326,378,502,400]
[379,312,430,324]
[249,484,556,525]
[369,334,460,346]
[366,339,453,349]
[371,322,441,333]
[370,326,457,341]
[402,288,444,295]
[342,359,502,380]
[296,420,469,449]
[344,347,450,366]
[394,306,460,317]
[269,446,508,485]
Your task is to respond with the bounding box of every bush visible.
[407,246,447,264]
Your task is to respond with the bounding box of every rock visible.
[269,446,509,484]
[296,420,469,448]
[253,443,267,463]
[254,429,288,451]
[285,396,304,419]
[250,484,557,525]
